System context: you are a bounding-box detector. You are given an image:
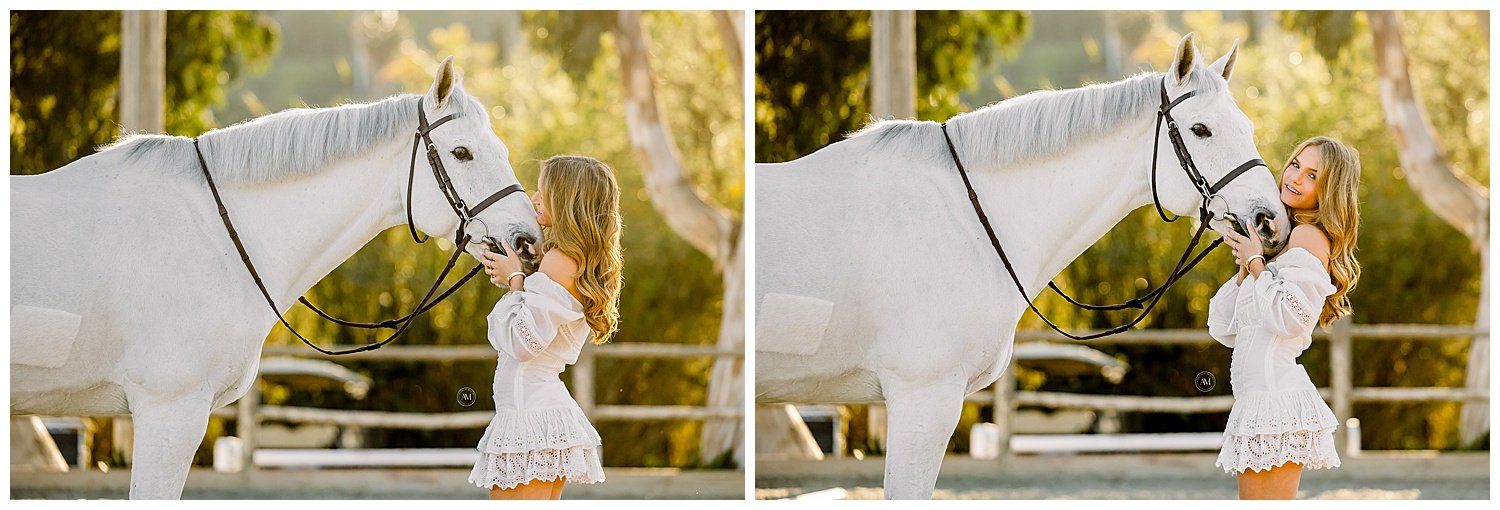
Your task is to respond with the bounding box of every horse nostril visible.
[1253,210,1280,240]
[512,233,538,258]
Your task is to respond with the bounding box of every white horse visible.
[755,34,1290,499]
[10,57,540,499]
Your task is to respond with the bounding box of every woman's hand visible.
[1222,228,1267,277]
[478,238,525,289]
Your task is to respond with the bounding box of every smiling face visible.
[532,182,553,228]
[1279,144,1323,213]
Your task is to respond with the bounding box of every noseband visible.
[940,77,1266,340]
[192,99,529,355]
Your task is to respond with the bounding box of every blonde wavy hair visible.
[1283,136,1361,327]
[538,155,623,344]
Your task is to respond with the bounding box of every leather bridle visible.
[940,77,1266,340]
[192,99,529,355]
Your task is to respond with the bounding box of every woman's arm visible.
[1250,225,1331,279]
[484,252,586,362]
[1249,225,1337,342]
[1207,275,1242,348]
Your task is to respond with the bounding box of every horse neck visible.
[960,117,1157,291]
[214,139,412,305]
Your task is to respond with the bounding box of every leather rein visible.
[192,99,527,355]
[939,77,1265,340]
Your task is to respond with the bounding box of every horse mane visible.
[103,92,474,184]
[852,67,1227,168]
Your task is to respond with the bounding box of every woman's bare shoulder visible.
[539,249,582,301]
[1287,224,1331,271]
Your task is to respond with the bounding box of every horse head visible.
[1156,33,1290,257]
[411,56,543,273]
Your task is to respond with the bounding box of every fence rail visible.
[229,342,743,469]
[969,319,1486,456]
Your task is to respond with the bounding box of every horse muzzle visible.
[509,232,540,274]
[1219,204,1289,257]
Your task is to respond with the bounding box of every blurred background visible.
[755,10,1487,499]
[11,10,744,499]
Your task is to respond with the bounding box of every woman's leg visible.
[549,478,567,500]
[489,479,557,500]
[1237,462,1303,499]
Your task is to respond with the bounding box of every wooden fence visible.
[214,342,743,469]
[964,318,1487,456]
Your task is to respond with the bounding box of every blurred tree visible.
[615,10,746,468]
[754,11,1030,163]
[521,10,746,466]
[1281,9,1490,447]
[9,11,278,175]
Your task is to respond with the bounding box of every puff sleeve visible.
[1247,248,1337,344]
[1206,275,1242,348]
[487,272,585,362]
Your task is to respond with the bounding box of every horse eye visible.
[1191,123,1212,138]
[452,147,473,161]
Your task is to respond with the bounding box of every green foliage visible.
[1278,11,1360,64]
[9,11,278,175]
[754,11,1029,163]
[526,11,617,84]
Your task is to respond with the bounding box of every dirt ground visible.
[755,452,1488,500]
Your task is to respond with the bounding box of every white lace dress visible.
[1207,247,1341,475]
[467,272,606,490]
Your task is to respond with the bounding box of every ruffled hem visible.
[468,446,606,490]
[1216,428,1340,475]
[476,406,602,454]
[1223,388,1338,435]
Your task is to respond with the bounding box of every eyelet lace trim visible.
[1223,389,1339,435]
[468,446,605,491]
[1283,290,1313,325]
[515,315,546,354]
[1216,429,1340,475]
[476,407,602,453]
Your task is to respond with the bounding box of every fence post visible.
[993,367,1015,460]
[573,347,596,418]
[1330,316,1353,456]
[237,378,259,474]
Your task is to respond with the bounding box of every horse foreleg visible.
[125,387,213,499]
[880,377,966,500]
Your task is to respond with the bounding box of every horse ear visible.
[1210,39,1239,84]
[429,56,459,110]
[1169,32,1198,87]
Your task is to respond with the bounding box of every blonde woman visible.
[1209,136,1361,499]
[467,155,623,500]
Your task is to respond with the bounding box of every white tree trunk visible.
[616,10,744,465]
[713,11,743,90]
[870,11,916,122]
[1368,10,1490,445]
